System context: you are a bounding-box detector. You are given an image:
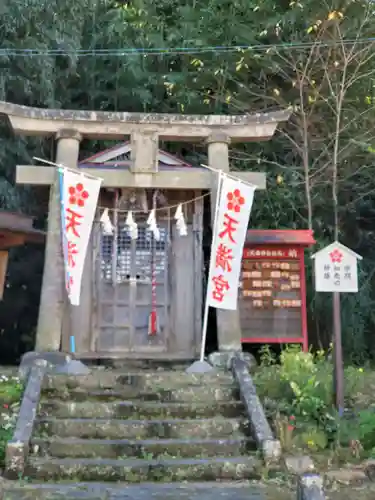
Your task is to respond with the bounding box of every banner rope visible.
[97,192,210,214]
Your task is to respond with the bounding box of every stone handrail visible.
[231,356,281,461]
[231,356,326,499]
[5,362,47,477]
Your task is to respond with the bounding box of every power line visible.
[0,37,375,57]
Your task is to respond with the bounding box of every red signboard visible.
[243,247,301,260]
[240,231,315,352]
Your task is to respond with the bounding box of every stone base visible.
[5,440,26,478]
[284,455,315,475]
[297,473,325,500]
[54,360,91,375]
[19,351,72,380]
[261,439,281,462]
[186,360,215,374]
[208,351,257,371]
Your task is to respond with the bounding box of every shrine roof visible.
[79,141,194,169]
[245,229,315,246]
[0,211,45,248]
[311,241,362,260]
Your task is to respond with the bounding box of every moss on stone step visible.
[41,385,239,403]
[38,400,245,420]
[25,456,262,482]
[42,371,234,392]
[21,368,264,488]
[3,481,282,500]
[30,435,256,459]
[35,417,250,440]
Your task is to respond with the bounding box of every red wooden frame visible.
[240,230,315,352]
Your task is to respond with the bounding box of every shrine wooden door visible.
[95,216,170,356]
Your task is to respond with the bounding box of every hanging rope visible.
[98,192,210,215]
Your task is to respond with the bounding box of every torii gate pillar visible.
[36,129,82,351]
[207,132,242,351]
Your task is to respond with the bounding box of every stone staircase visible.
[3,367,275,499]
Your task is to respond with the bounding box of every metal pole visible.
[148,191,159,336]
[199,171,224,362]
[333,291,344,414]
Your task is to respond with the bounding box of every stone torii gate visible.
[0,101,290,357]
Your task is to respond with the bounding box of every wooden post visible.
[0,251,9,300]
[333,291,345,413]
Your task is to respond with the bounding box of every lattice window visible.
[100,224,168,283]
[100,234,115,282]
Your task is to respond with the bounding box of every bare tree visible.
[227,5,375,238]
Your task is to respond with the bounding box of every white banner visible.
[59,168,102,306]
[207,174,255,310]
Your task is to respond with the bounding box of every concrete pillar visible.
[207,133,242,352]
[35,129,82,351]
[130,130,159,173]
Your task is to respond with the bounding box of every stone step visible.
[39,400,245,420]
[35,417,249,440]
[30,435,256,459]
[43,371,234,391]
[25,456,262,482]
[42,384,238,403]
[3,481,271,500]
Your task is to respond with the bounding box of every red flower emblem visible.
[68,183,89,208]
[330,249,343,263]
[65,274,74,294]
[3,404,8,409]
[227,188,245,213]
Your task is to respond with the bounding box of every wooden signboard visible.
[239,231,315,351]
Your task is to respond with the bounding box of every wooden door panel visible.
[96,219,170,355]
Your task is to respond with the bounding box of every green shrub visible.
[0,375,23,467]
[254,345,367,453]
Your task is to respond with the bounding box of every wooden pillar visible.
[207,133,243,352]
[35,129,82,351]
[0,251,8,300]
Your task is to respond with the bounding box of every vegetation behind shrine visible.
[1,0,375,363]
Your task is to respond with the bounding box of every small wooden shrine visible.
[240,230,315,351]
[0,211,44,299]
[0,100,291,360]
[67,143,207,357]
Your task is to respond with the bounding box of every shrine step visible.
[3,481,276,500]
[39,399,245,419]
[21,368,266,487]
[25,456,262,482]
[35,416,249,440]
[42,371,234,391]
[41,384,238,403]
[30,436,256,459]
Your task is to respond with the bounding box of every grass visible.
[0,374,23,469]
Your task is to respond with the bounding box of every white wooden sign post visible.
[312,241,362,413]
